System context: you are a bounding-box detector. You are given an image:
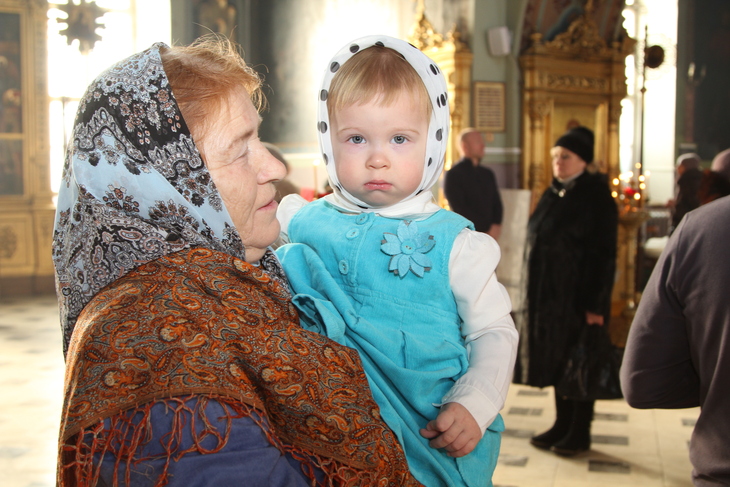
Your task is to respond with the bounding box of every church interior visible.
[0,0,722,485]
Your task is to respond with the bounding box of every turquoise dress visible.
[276,199,504,487]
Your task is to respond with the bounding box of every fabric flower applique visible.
[380,220,436,278]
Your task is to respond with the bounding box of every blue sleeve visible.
[94,397,320,486]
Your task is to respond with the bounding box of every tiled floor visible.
[0,295,699,487]
[494,385,699,487]
[0,295,65,487]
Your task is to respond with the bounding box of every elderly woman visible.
[53,37,418,486]
[513,126,618,456]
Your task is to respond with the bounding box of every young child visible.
[276,35,517,487]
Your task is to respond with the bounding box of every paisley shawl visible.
[59,247,418,486]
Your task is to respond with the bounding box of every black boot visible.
[530,394,574,450]
[551,399,594,456]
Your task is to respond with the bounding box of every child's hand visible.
[419,402,481,458]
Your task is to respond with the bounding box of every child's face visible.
[330,90,428,208]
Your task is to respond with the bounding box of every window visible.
[47,0,170,193]
[620,0,677,204]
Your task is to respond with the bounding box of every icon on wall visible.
[0,12,22,196]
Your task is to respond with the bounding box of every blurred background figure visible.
[698,148,730,206]
[669,152,702,233]
[444,128,503,241]
[710,148,730,181]
[514,126,618,457]
[622,195,730,486]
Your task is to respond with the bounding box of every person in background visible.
[710,147,730,181]
[669,152,703,232]
[276,36,517,487]
[698,169,730,205]
[53,36,418,486]
[514,126,618,457]
[621,195,730,486]
[264,141,301,203]
[444,128,503,240]
[695,148,730,206]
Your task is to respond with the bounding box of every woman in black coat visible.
[514,126,618,456]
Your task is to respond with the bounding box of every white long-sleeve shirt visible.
[277,194,518,434]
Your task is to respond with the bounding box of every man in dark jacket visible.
[622,196,730,486]
[444,128,503,240]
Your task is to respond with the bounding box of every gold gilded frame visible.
[473,81,505,133]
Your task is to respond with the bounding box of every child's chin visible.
[360,197,393,208]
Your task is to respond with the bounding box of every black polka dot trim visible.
[316,35,451,209]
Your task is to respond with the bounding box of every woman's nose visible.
[260,149,287,182]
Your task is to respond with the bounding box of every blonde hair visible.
[161,35,264,141]
[327,45,431,120]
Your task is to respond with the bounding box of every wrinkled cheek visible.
[221,193,256,235]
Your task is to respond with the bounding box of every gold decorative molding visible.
[0,225,17,259]
[525,0,635,62]
[527,98,550,125]
[528,163,544,195]
[609,98,623,125]
[610,207,650,347]
[444,26,470,53]
[544,14,609,59]
[543,73,608,92]
[408,0,444,50]
[519,2,635,199]
[407,2,469,53]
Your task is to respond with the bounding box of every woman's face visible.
[196,87,286,263]
[551,146,587,180]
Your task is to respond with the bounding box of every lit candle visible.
[644,170,651,202]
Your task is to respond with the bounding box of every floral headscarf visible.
[53,43,285,355]
[317,35,450,217]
